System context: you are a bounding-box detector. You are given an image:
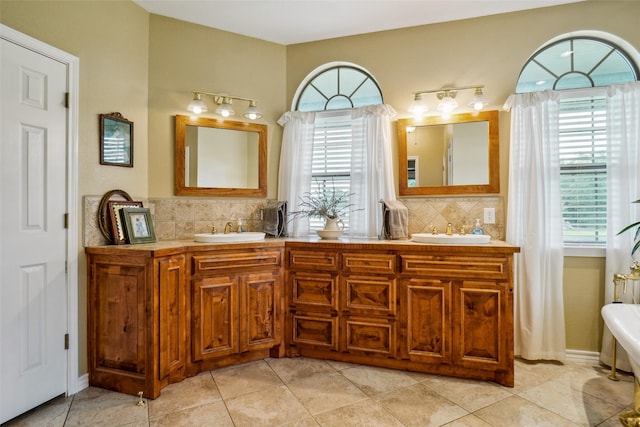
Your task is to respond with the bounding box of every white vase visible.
[317,217,344,239]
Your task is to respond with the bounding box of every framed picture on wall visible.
[120,207,156,244]
[99,112,133,167]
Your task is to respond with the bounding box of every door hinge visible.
[64,333,69,350]
[64,213,69,229]
[65,92,69,108]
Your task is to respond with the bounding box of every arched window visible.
[294,63,383,111]
[515,34,639,246]
[289,63,386,233]
[516,37,638,93]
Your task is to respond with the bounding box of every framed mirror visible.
[175,115,267,197]
[398,110,499,196]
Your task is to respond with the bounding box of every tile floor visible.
[3,357,636,427]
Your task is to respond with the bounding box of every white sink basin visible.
[194,232,266,243]
[411,233,490,244]
[601,303,640,378]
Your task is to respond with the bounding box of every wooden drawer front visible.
[291,313,338,351]
[342,275,397,316]
[342,253,396,275]
[454,282,504,369]
[192,250,281,275]
[343,317,396,357]
[290,272,338,310]
[288,250,338,271]
[400,254,508,279]
[402,278,451,364]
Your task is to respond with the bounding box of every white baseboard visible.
[76,374,89,393]
[566,349,600,364]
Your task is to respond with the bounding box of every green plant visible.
[618,198,640,257]
[289,186,355,220]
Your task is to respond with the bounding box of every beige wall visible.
[2,0,639,377]
[285,0,640,355]
[146,15,286,199]
[1,0,150,375]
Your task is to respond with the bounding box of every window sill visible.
[564,246,606,258]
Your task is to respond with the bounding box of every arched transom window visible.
[295,64,383,111]
[516,37,638,93]
[515,35,639,246]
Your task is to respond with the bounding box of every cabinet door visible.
[192,276,239,361]
[452,280,507,370]
[157,256,186,381]
[91,262,148,376]
[400,278,451,364]
[240,272,280,352]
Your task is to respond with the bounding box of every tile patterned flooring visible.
[4,357,635,427]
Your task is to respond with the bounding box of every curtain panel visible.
[277,111,316,237]
[505,90,567,361]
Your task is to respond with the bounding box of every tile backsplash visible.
[83,195,505,247]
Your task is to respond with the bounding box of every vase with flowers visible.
[289,185,356,239]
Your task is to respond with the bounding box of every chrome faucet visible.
[224,221,234,234]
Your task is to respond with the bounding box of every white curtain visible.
[600,81,640,372]
[349,104,397,238]
[277,111,316,237]
[505,90,567,361]
[277,105,396,238]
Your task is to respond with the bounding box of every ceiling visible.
[133,0,585,45]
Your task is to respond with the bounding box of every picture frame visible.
[120,207,156,244]
[100,112,133,167]
[107,200,143,245]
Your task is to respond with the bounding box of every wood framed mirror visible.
[398,110,499,196]
[175,115,267,197]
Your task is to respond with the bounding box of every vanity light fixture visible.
[187,91,263,120]
[469,87,488,111]
[410,85,486,118]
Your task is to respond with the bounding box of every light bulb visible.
[408,94,427,119]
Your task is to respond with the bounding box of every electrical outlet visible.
[484,208,496,224]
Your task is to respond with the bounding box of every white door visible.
[1,37,69,423]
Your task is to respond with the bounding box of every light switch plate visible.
[484,208,496,224]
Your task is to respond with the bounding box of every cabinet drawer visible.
[400,254,509,280]
[288,250,338,271]
[192,250,281,275]
[342,275,396,316]
[342,252,396,275]
[291,312,338,351]
[290,271,338,310]
[343,317,396,357]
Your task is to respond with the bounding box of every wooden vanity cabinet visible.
[86,248,187,399]
[399,252,514,386]
[285,242,517,387]
[189,247,284,373]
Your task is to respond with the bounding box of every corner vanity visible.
[85,238,519,399]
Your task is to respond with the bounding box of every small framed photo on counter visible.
[108,200,143,244]
[120,207,156,244]
[100,112,133,167]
